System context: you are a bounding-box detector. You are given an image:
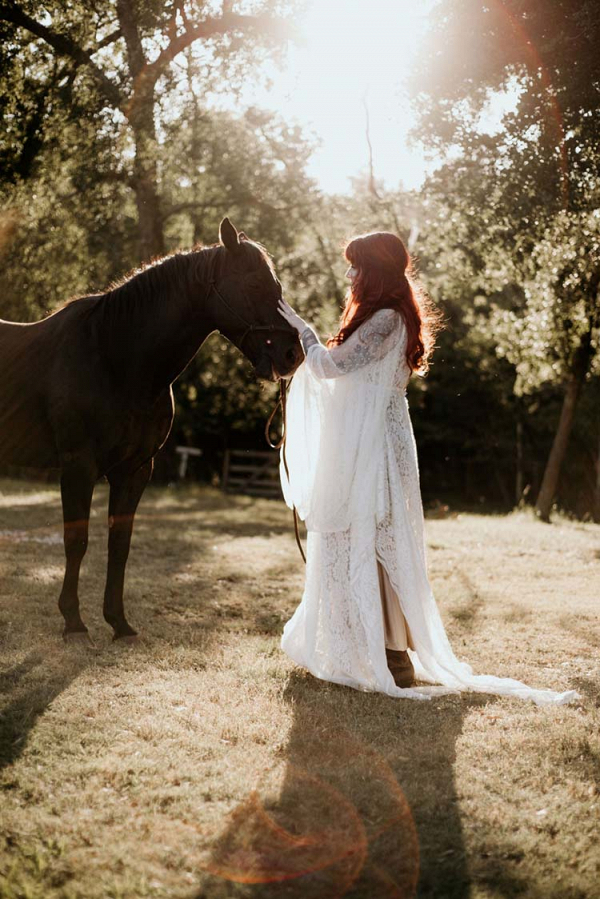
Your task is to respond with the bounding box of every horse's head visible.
[211,218,303,382]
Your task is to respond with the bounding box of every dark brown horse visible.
[0,217,302,640]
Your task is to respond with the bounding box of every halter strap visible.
[208,280,293,349]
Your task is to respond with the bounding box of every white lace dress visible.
[279,308,579,705]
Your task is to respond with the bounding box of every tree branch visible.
[95,27,123,52]
[162,192,293,224]
[161,199,221,223]
[0,2,124,110]
[145,11,294,83]
[165,0,186,48]
[362,93,381,200]
[116,0,145,77]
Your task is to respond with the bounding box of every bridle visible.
[207,279,294,350]
[208,278,306,563]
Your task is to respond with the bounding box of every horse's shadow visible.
[195,672,532,899]
[0,646,90,774]
[0,480,224,781]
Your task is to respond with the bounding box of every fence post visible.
[222,449,231,491]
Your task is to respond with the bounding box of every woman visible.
[276,230,578,705]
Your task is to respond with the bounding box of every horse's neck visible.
[147,286,217,394]
[108,260,217,399]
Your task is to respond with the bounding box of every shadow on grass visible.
[195,673,534,899]
[446,570,485,633]
[0,480,232,780]
[0,647,89,774]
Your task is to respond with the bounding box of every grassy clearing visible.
[0,476,598,899]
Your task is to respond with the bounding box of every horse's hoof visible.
[112,633,140,644]
[63,631,95,647]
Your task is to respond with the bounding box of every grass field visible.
[0,476,598,899]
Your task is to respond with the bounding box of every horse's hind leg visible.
[58,457,96,637]
[103,461,153,640]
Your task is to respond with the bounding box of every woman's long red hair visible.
[326,231,442,374]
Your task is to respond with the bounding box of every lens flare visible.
[198,717,419,897]
[489,0,569,208]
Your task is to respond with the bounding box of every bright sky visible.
[241,0,440,194]
[207,0,518,195]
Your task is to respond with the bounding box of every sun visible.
[297,0,432,98]
[288,0,438,191]
[225,0,440,194]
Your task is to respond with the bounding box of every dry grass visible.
[0,476,598,899]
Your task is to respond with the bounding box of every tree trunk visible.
[515,417,523,506]
[131,110,165,261]
[593,422,600,524]
[115,0,165,261]
[132,160,165,261]
[535,332,593,522]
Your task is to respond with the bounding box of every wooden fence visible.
[221,449,283,499]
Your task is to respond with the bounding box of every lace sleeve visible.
[302,308,403,379]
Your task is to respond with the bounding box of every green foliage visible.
[409,0,600,516]
[0,117,136,320]
[485,210,600,394]
[412,0,600,204]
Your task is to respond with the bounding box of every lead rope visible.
[265,378,306,564]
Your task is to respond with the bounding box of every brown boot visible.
[386,648,415,688]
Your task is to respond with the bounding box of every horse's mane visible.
[60,237,274,328]
[61,244,220,313]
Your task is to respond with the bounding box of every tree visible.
[0,0,297,260]
[410,0,600,519]
[487,210,600,519]
[0,3,325,474]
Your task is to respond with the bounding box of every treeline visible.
[1,1,598,520]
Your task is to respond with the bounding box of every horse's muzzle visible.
[253,355,277,382]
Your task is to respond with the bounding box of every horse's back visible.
[0,301,102,468]
[0,299,102,371]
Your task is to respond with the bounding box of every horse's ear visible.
[238,231,247,241]
[219,217,240,253]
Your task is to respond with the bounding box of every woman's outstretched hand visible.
[277,297,310,334]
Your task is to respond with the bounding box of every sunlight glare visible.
[288,0,436,191]
[208,0,520,195]
[227,0,439,193]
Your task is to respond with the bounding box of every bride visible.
[276,230,579,705]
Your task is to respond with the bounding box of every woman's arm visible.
[302,308,403,379]
[299,326,320,354]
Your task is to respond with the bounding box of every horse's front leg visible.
[58,455,97,638]
[103,461,153,640]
